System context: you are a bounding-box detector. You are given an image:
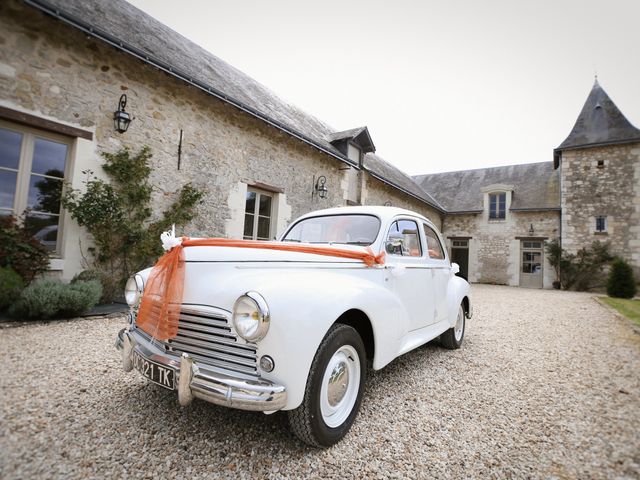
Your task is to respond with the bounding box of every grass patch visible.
[601,297,640,326]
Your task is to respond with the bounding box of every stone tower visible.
[554,80,640,276]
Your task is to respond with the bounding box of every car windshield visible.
[282,214,381,246]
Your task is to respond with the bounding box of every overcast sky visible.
[126,0,640,175]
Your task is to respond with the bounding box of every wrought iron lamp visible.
[529,224,535,236]
[313,175,328,199]
[113,94,132,133]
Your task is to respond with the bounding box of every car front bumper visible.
[116,328,287,412]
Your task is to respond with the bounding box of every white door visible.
[520,240,543,288]
[422,223,450,323]
[385,218,436,331]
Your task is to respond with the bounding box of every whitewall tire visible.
[288,324,366,447]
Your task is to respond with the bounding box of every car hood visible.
[181,244,374,264]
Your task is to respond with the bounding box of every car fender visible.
[446,274,471,327]
[205,267,407,410]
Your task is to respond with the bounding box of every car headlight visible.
[124,274,144,308]
[232,292,270,342]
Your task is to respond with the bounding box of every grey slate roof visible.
[554,80,640,167]
[413,162,560,213]
[364,154,444,211]
[26,0,350,163]
[327,126,376,153]
[327,127,368,142]
[25,0,443,210]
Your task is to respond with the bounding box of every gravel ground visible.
[1,284,639,479]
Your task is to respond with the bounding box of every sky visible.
[126,0,640,175]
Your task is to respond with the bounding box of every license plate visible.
[133,351,175,390]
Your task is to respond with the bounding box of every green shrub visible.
[0,267,24,311]
[607,258,637,299]
[0,215,50,283]
[545,239,613,291]
[71,269,110,303]
[10,280,103,320]
[71,269,101,284]
[62,147,204,301]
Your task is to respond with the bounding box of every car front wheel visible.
[288,324,366,447]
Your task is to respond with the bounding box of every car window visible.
[282,214,380,245]
[423,224,445,260]
[386,219,422,257]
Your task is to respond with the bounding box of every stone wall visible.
[2,1,429,279]
[560,143,640,275]
[362,175,443,230]
[442,210,561,288]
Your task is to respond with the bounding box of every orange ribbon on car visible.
[136,238,385,341]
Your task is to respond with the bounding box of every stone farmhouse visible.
[415,80,640,287]
[1,0,638,288]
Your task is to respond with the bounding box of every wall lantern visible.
[113,94,132,133]
[312,175,328,199]
[529,224,535,236]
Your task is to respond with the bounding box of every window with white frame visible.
[347,143,361,164]
[489,192,506,219]
[595,216,607,232]
[243,189,273,240]
[0,122,70,253]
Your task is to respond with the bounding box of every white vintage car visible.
[116,206,472,447]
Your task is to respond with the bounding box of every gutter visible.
[23,0,357,170]
[553,138,640,168]
[555,137,640,153]
[445,210,483,215]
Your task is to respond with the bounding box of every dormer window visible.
[327,126,375,167]
[489,192,506,219]
[347,143,361,164]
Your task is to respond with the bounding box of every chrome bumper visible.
[116,328,287,411]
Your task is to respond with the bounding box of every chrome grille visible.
[142,307,258,376]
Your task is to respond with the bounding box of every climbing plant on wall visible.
[63,146,204,301]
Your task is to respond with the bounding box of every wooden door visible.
[451,239,469,281]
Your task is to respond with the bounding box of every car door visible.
[385,218,436,331]
[422,223,450,324]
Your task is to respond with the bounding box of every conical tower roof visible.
[554,80,640,167]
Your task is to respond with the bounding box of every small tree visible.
[544,239,565,288]
[62,147,204,300]
[0,215,50,283]
[607,258,637,299]
[545,239,613,291]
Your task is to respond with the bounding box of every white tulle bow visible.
[160,224,183,251]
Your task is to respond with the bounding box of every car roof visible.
[294,205,432,225]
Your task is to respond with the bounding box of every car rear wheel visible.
[288,324,366,447]
[440,303,465,349]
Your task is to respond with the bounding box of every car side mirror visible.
[450,262,460,277]
[386,232,404,255]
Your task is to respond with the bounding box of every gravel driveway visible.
[2,285,639,479]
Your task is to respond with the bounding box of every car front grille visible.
[137,307,258,377]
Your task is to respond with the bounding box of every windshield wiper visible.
[281,238,301,242]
